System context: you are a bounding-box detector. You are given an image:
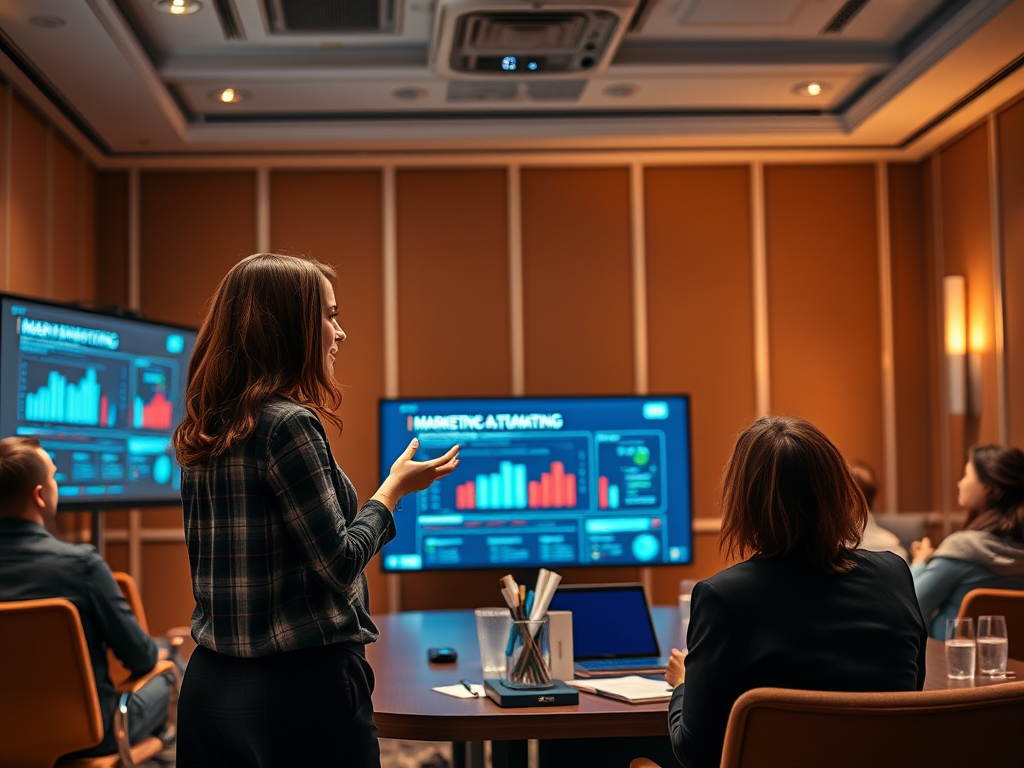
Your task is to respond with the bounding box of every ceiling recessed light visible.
[211,88,248,104]
[793,81,831,97]
[603,84,637,98]
[154,0,202,15]
[29,16,66,29]
[392,87,427,101]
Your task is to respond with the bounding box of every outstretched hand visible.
[665,647,687,688]
[387,438,460,497]
[910,536,934,565]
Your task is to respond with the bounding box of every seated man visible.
[0,436,171,758]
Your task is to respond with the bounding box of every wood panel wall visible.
[764,165,885,470]
[888,163,935,511]
[0,85,98,539]
[939,125,1000,458]
[999,97,1024,447]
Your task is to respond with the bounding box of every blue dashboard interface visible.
[379,395,692,571]
[0,294,196,508]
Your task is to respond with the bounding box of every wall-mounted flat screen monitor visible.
[0,293,197,509]
[379,394,692,571]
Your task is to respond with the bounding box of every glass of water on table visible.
[945,617,976,680]
[977,615,1009,678]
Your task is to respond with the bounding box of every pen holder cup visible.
[504,617,553,690]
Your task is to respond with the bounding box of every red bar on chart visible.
[142,391,173,430]
[456,481,476,510]
[565,475,577,507]
[551,462,564,507]
[598,476,609,509]
[540,473,552,507]
[528,481,540,508]
[100,395,108,427]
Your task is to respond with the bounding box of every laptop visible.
[547,583,670,678]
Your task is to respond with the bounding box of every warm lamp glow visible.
[944,275,966,355]
[969,325,987,353]
[220,88,237,103]
[943,275,967,415]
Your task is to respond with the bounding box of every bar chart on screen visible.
[21,360,126,428]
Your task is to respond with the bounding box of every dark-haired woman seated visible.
[911,445,1024,638]
[665,416,926,768]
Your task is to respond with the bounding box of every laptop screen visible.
[548,584,661,660]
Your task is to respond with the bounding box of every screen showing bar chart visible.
[379,395,692,571]
[0,294,196,508]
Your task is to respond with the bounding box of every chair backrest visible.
[112,571,149,635]
[957,588,1024,660]
[0,598,105,768]
[720,682,1024,768]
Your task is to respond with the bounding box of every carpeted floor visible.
[153,738,453,767]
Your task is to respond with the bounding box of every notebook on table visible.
[547,583,670,678]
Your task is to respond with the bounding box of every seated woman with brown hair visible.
[665,416,926,768]
[911,445,1024,638]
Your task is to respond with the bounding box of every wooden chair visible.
[957,588,1024,660]
[0,597,177,768]
[629,681,1024,768]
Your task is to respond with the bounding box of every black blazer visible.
[669,550,927,768]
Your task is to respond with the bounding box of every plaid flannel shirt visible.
[181,397,395,657]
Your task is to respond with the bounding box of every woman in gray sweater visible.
[911,445,1024,638]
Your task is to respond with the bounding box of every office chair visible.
[0,597,177,768]
[629,681,1024,768]
[957,588,1024,660]
[109,571,193,685]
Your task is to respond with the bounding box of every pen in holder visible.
[504,617,553,690]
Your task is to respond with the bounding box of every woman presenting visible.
[172,253,459,767]
[664,417,925,768]
[911,445,1024,638]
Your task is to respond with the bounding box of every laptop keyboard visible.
[576,656,666,671]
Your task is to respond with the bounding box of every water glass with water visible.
[945,617,976,680]
[977,615,1009,678]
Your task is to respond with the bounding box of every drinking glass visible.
[977,615,1009,678]
[504,617,553,690]
[475,607,513,680]
[945,617,976,680]
[678,579,698,622]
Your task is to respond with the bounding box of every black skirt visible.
[176,641,379,768]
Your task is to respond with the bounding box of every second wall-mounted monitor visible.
[379,394,692,571]
[0,293,196,509]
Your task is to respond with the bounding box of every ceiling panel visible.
[0,0,1020,156]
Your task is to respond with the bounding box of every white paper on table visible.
[433,683,486,698]
[565,676,673,703]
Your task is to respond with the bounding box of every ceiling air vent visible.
[431,0,640,78]
[264,0,397,34]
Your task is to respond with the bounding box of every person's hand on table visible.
[910,536,934,565]
[665,648,686,688]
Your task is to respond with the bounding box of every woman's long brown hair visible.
[173,253,342,467]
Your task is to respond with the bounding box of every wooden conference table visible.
[367,608,1024,768]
